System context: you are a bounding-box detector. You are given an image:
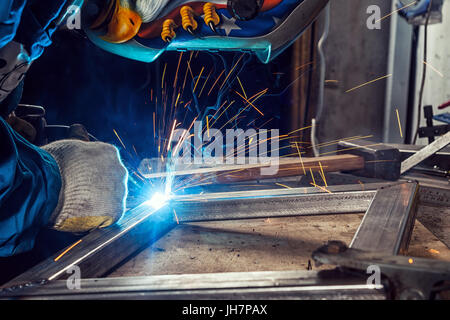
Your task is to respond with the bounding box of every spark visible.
[113,129,127,150]
[309,168,316,186]
[345,74,392,93]
[206,115,210,138]
[428,249,440,254]
[248,88,268,102]
[237,76,247,99]
[161,62,167,89]
[235,91,264,116]
[311,135,373,149]
[408,258,414,264]
[173,209,179,224]
[175,92,181,107]
[357,180,365,190]
[208,69,224,96]
[133,171,145,182]
[193,66,205,93]
[166,120,177,153]
[275,183,291,189]
[219,53,245,91]
[376,1,418,23]
[198,69,212,98]
[295,142,306,175]
[319,143,382,156]
[423,60,444,78]
[310,183,332,194]
[319,161,328,187]
[209,100,232,128]
[153,112,156,139]
[54,240,83,262]
[296,61,315,70]
[173,52,183,88]
[288,125,313,136]
[395,109,403,138]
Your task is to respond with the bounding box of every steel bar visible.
[173,182,448,222]
[2,202,175,288]
[401,131,450,174]
[350,181,419,254]
[0,270,386,300]
[173,190,377,222]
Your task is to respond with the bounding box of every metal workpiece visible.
[2,180,448,299]
[172,183,388,222]
[313,241,450,300]
[401,131,450,174]
[0,183,385,289]
[3,202,176,288]
[173,190,376,222]
[0,270,386,300]
[350,181,419,255]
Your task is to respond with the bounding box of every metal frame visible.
[0,179,445,299]
[1,270,386,300]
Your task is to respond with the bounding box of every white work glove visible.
[42,140,128,232]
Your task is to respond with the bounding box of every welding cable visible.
[180,6,198,35]
[161,19,177,42]
[413,0,433,144]
[203,3,221,33]
[311,2,330,157]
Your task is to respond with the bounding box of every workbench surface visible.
[109,205,450,277]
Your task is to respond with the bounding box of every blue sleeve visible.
[0,117,61,257]
[1,0,68,59]
[0,0,27,49]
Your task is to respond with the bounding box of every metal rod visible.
[2,202,175,288]
[1,270,386,300]
[401,131,450,174]
[350,181,419,254]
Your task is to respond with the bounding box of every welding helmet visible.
[78,0,328,63]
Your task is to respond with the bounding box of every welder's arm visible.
[0,1,128,257]
[0,117,61,257]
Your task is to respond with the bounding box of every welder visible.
[0,0,330,257]
[0,0,128,257]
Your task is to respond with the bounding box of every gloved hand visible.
[42,139,128,232]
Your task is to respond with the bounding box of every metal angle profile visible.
[350,181,419,255]
[401,131,450,174]
[2,202,175,289]
[172,183,382,222]
[0,270,387,300]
